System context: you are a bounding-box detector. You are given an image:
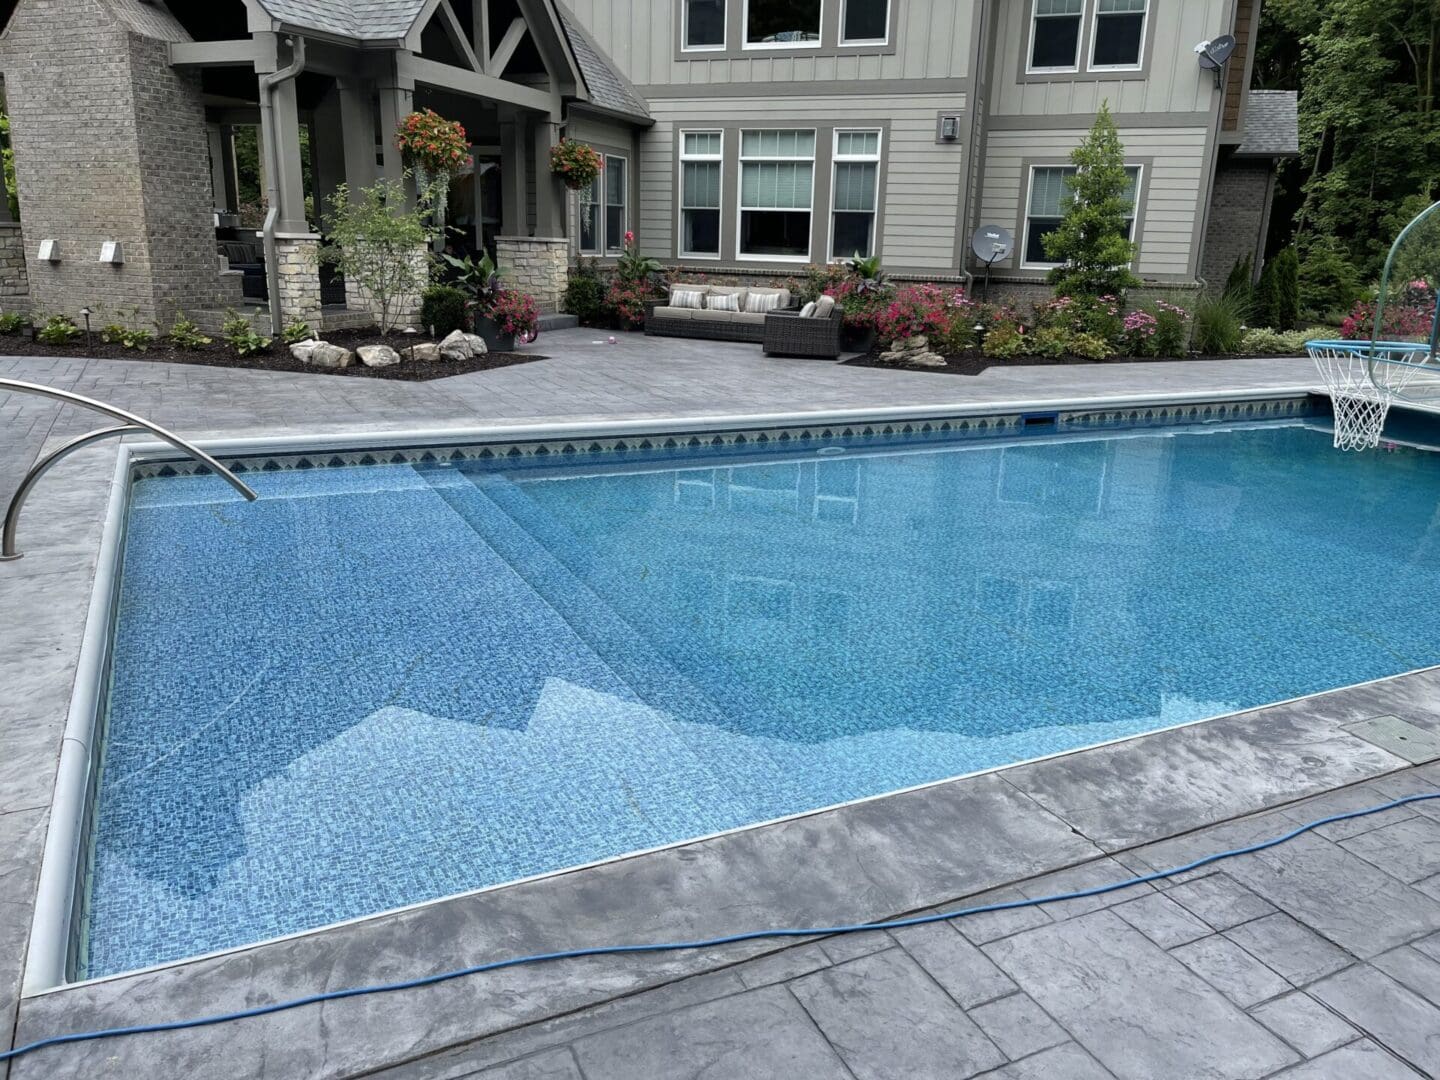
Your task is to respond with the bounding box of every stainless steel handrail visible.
[0,378,258,561]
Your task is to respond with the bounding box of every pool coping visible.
[23,384,1323,994]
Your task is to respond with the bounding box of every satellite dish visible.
[972,225,1014,266]
[1196,34,1237,70]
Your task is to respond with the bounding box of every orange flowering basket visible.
[395,109,469,176]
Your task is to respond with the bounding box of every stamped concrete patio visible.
[4,333,1440,1079]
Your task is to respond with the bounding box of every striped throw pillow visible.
[798,301,818,318]
[814,294,837,318]
[671,288,706,310]
[707,292,741,312]
[745,291,784,314]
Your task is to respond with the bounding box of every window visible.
[579,172,602,254]
[604,155,627,254]
[1091,0,1146,67]
[739,129,815,260]
[831,129,880,260]
[745,0,821,47]
[683,0,725,50]
[841,0,889,43]
[1023,164,1141,265]
[1029,0,1083,71]
[680,131,723,257]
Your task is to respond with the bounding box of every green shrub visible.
[936,312,979,353]
[168,313,212,349]
[419,284,469,337]
[35,314,80,345]
[1146,299,1191,356]
[99,323,128,345]
[221,309,272,357]
[793,263,851,305]
[1044,104,1141,298]
[282,319,315,345]
[1192,291,1249,354]
[982,321,1027,359]
[1224,253,1254,299]
[1029,325,1072,358]
[1238,326,1324,355]
[563,262,608,325]
[1256,247,1300,330]
[1298,239,1362,321]
[322,178,437,333]
[0,311,26,334]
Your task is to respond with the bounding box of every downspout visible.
[259,37,307,338]
[959,0,992,295]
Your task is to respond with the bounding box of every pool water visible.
[82,417,1440,977]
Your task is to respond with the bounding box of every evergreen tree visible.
[1044,103,1141,297]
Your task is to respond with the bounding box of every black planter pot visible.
[841,326,876,353]
[471,315,515,352]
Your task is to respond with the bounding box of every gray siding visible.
[979,125,1209,279]
[639,93,966,272]
[565,112,642,260]
[565,0,975,88]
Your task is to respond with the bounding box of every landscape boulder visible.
[357,344,401,368]
[439,330,474,361]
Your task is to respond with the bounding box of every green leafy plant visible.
[167,312,212,349]
[1192,290,1250,355]
[221,309,272,357]
[563,259,608,325]
[321,179,437,333]
[282,319,315,345]
[792,263,850,305]
[1143,298,1191,357]
[605,278,651,329]
[615,231,660,285]
[1223,253,1256,315]
[97,308,154,350]
[1298,237,1362,321]
[487,289,540,339]
[1238,326,1318,355]
[1256,247,1300,330]
[848,253,887,290]
[982,320,1027,359]
[35,314,80,345]
[1044,103,1141,298]
[440,250,501,310]
[0,311,26,334]
[420,284,469,337]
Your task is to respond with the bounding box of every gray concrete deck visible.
[5,334,1438,1079]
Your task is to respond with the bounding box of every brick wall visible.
[0,224,29,310]
[498,236,567,313]
[1201,157,1272,288]
[0,0,240,331]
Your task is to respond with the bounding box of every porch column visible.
[531,115,564,238]
[376,68,415,201]
[261,73,310,233]
[310,88,349,223]
[499,112,527,236]
[206,123,228,212]
[337,78,378,194]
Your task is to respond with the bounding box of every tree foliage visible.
[1256,247,1300,330]
[1043,103,1141,297]
[321,179,437,334]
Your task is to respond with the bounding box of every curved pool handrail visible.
[0,377,258,561]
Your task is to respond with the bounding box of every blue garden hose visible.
[4,790,1438,1066]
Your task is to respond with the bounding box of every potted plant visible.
[482,289,540,351]
[395,109,470,228]
[549,138,604,191]
[611,231,664,328]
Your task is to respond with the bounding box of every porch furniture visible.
[762,307,844,359]
[645,283,792,344]
[218,240,267,300]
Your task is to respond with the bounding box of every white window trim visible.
[826,128,882,264]
[578,170,603,256]
[1026,0,1084,74]
[736,128,817,264]
[678,129,724,260]
[681,0,727,53]
[1020,163,1142,270]
[603,153,628,255]
[839,0,889,45]
[741,0,823,50]
[1088,0,1148,71]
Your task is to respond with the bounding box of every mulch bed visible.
[843,350,1290,376]
[0,328,547,382]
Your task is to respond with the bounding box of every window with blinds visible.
[739,129,815,259]
[1092,0,1147,67]
[831,130,881,260]
[680,131,722,257]
[1024,165,1141,265]
[1030,0,1083,71]
[605,156,627,254]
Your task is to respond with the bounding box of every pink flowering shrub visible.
[1122,309,1159,355]
[1340,283,1435,342]
[605,279,652,329]
[874,284,958,344]
[486,289,539,338]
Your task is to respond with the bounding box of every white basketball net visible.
[1308,343,1428,451]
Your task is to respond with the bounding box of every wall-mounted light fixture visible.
[36,239,59,263]
[99,242,124,265]
[939,116,961,141]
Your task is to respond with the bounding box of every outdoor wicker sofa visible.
[762,307,844,359]
[645,284,792,344]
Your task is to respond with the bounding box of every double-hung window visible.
[578,151,628,256]
[680,131,723,258]
[831,130,881,260]
[1091,0,1147,68]
[745,0,821,47]
[683,0,726,49]
[1029,0,1083,71]
[841,0,889,44]
[739,129,815,260]
[1024,164,1140,265]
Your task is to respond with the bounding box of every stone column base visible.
[272,233,324,330]
[343,242,429,332]
[496,236,567,314]
[0,223,29,312]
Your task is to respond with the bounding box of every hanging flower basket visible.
[395,109,470,225]
[549,139,604,191]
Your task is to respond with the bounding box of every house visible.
[0,0,1296,332]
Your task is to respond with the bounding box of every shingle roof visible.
[1236,90,1300,157]
[555,5,651,121]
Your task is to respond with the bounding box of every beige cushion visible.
[745,288,789,313]
[669,286,707,310]
[707,291,742,312]
[733,311,766,325]
[707,285,748,307]
[814,294,837,317]
[798,301,818,318]
[692,308,743,323]
[651,306,695,320]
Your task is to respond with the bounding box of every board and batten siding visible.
[980,126,1209,279]
[638,94,966,272]
[563,0,975,88]
[987,0,1226,118]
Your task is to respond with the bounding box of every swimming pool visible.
[71,401,1440,978]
